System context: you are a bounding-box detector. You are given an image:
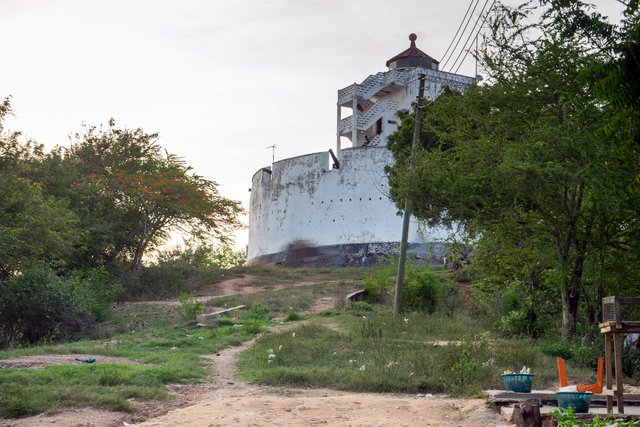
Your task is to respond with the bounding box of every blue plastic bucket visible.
[501,373,534,393]
[556,391,591,413]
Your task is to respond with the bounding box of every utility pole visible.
[266,144,276,163]
[394,74,426,315]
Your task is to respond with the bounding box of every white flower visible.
[267,349,274,354]
[362,316,367,319]
[278,345,283,351]
[292,332,296,338]
[349,359,356,364]
[359,365,366,371]
[409,372,414,377]
[268,353,276,359]
[403,317,409,323]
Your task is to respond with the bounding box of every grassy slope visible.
[0,264,598,418]
[0,265,367,418]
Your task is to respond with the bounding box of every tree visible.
[64,122,244,272]
[386,3,640,337]
[0,98,81,277]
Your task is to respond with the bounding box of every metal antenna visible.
[266,144,276,164]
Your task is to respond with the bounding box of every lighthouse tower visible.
[248,35,474,266]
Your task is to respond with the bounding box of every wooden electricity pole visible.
[393,74,426,315]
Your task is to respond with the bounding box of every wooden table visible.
[599,296,640,414]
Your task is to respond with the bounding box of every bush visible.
[362,262,395,303]
[285,310,303,321]
[350,301,373,312]
[249,302,270,320]
[403,267,450,314]
[540,343,574,360]
[179,293,204,320]
[117,243,245,300]
[67,268,124,319]
[0,266,121,345]
[363,261,452,313]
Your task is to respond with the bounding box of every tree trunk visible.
[131,244,143,272]
[561,287,580,339]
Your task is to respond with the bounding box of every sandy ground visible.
[0,276,511,427]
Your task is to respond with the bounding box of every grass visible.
[0,264,605,418]
[0,302,269,418]
[0,265,363,419]
[211,264,370,288]
[237,307,598,397]
[206,281,361,313]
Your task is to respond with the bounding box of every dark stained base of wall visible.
[247,241,448,268]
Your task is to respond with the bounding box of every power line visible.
[440,0,477,65]
[452,0,496,75]
[448,0,494,74]
[441,0,481,70]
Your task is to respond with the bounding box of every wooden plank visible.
[196,305,247,324]
[484,390,640,404]
[617,297,640,305]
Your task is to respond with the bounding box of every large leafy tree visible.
[0,98,81,276]
[62,122,244,272]
[386,2,640,337]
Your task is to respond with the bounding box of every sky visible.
[0,0,625,250]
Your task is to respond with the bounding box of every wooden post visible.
[394,75,426,315]
[605,332,613,412]
[614,332,624,413]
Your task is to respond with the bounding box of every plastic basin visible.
[502,373,534,393]
[556,391,592,413]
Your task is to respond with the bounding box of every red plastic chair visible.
[557,357,604,393]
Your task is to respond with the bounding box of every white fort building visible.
[248,34,474,266]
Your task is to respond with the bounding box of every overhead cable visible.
[452,0,496,74]
[440,0,478,65]
[441,0,481,70]
[448,0,494,74]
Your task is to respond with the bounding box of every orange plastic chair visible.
[557,357,604,393]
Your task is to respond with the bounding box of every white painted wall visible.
[247,146,452,260]
[248,67,474,263]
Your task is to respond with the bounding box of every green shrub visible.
[284,310,303,321]
[116,243,243,300]
[540,343,574,360]
[0,266,90,345]
[68,268,124,319]
[363,260,451,313]
[362,262,395,302]
[552,407,639,426]
[249,302,270,320]
[496,310,530,338]
[350,301,373,312]
[452,266,476,283]
[179,293,204,320]
[403,267,449,314]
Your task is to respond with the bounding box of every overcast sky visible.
[0,0,625,249]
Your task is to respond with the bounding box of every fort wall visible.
[247,146,451,266]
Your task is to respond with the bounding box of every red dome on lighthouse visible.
[386,34,439,70]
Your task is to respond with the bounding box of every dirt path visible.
[0,277,511,427]
[135,322,509,427]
